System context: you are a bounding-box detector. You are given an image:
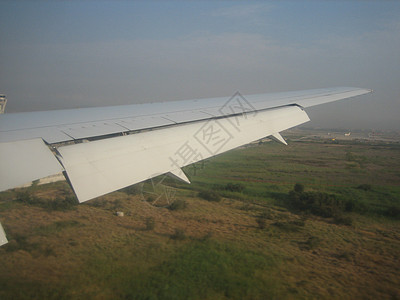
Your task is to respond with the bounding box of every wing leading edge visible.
[0,87,370,144]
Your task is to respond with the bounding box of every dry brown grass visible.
[1,184,399,299]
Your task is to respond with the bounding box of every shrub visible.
[198,190,221,202]
[333,214,353,226]
[259,210,272,220]
[86,198,108,208]
[272,220,304,232]
[298,236,321,250]
[256,218,266,229]
[289,190,341,217]
[16,192,77,211]
[225,183,245,193]
[310,203,338,218]
[291,219,306,227]
[357,184,372,191]
[288,184,345,218]
[211,183,225,191]
[239,203,251,211]
[146,196,155,203]
[294,183,304,193]
[145,217,155,231]
[4,233,39,253]
[15,191,36,204]
[48,196,77,211]
[345,199,356,212]
[303,236,321,250]
[121,184,141,195]
[344,199,368,214]
[200,231,213,241]
[171,228,186,240]
[287,184,358,223]
[168,199,187,211]
[346,151,356,161]
[385,206,400,219]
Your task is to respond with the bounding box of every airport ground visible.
[0,128,399,299]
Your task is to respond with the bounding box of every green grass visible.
[122,240,281,300]
[183,141,400,218]
[62,239,282,300]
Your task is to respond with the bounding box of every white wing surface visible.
[0,87,370,144]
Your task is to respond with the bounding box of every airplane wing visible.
[0,87,371,200]
[0,87,371,244]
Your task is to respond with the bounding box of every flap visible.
[58,105,310,202]
[0,138,64,192]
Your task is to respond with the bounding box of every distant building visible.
[0,94,7,114]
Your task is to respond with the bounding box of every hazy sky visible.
[1,1,399,130]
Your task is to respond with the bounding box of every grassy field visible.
[0,137,399,299]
